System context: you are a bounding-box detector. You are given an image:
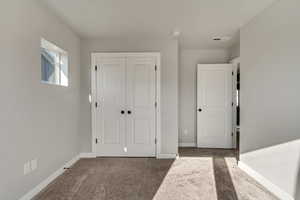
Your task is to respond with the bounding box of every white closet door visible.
[96,57,127,156]
[197,64,233,149]
[126,56,156,156]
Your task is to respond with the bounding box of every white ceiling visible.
[41,0,276,49]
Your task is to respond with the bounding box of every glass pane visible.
[41,48,60,84]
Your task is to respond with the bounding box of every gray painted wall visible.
[240,0,300,198]
[79,38,179,155]
[179,49,229,145]
[228,42,240,61]
[0,1,81,199]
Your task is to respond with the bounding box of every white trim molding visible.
[157,154,177,159]
[79,153,97,158]
[229,57,240,65]
[20,155,80,200]
[238,161,294,200]
[179,142,196,147]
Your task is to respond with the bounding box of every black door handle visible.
[121,110,125,114]
[127,110,132,114]
[198,108,202,112]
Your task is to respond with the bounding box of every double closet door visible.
[92,53,158,157]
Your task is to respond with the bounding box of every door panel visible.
[204,70,226,106]
[134,119,150,144]
[126,57,156,156]
[96,57,127,156]
[197,64,232,149]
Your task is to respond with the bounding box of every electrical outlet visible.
[24,162,31,175]
[31,159,38,171]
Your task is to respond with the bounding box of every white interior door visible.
[197,64,233,149]
[95,57,127,156]
[126,57,156,156]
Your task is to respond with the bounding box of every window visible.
[41,38,68,87]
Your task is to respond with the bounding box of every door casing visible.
[91,52,161,158]
[230,57,240,149]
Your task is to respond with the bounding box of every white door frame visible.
[91,52,161,158]
[230,57,240,149]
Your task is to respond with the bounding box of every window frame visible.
[40,38,69,87]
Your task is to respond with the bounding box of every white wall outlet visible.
[183,129,188,135]
[24,162,31,175]
[31,159,38,171]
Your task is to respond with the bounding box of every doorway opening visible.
[181,61,240,161]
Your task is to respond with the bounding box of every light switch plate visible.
[31,159,38,171]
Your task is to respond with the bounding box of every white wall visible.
[179,49,229,146]
[240,0,300,198]
[80,38,179,155]
[228,42,240,61]
[0,1,81,199]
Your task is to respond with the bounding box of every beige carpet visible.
[34,148,278,200]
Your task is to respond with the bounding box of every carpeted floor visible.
[33,148,278,200]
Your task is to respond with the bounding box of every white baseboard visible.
[238,161,294,200]
[179,142,196,147]
[79,152,96,158]
[157,153,177,159]
[19,155,80,200]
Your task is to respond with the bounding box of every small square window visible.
[41,38,68,87]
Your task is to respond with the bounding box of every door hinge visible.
[232,71,234,76]
[95,65,98,71]
[155,138,157,144]
[155,102,157,108]
[95,138,99,144]
[231,132,234,137]
[95,102,98,108]
[232,102,234,106]
[155,65,157,71]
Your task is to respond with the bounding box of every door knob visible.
[127,110,132,114]
[198,108,202,112]
[121,110,125,114]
